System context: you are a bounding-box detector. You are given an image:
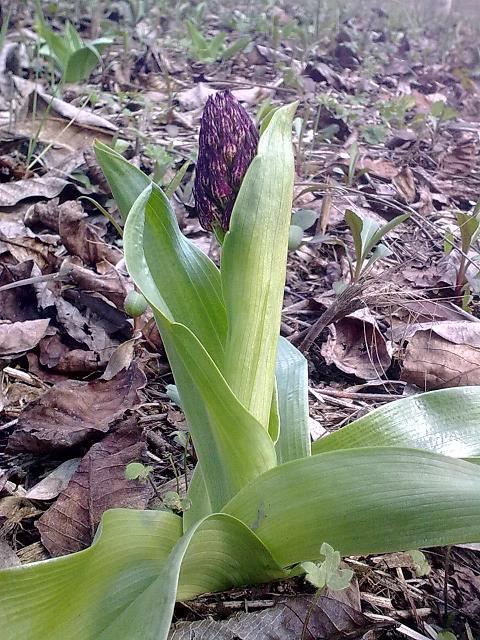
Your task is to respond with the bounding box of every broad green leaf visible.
[183,464,212,531]
[64,21,83,52]
[0,508,287,640]
[140,185,227,366]
[125,186,276,510]
[0,509,182,639]
[221,103,297,428]
[221,36,250,61]
[97,165,227,365]
[312,387,480,459]
[275,337,310,463]
[94,141,151,221]
[224,447,480,563]
[64,45,102,83]
[96,512,286,639]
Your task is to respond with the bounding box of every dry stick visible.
[0,272,63,293]
[309,387,401,403]
[296,281,366,352]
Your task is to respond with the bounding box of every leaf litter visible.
[2,0,480,637]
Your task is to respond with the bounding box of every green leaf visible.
[311,387,480,460]
[0,509,182,639]
[275,337,310,463]
[302,542,353,591]
[221,103,297,428]
[125,186,276,510]
[224,448,480,563]
[64,21,83,52]
[457,211,479,254]
[64,44,102,83]
[221,36,250,61]
[140,185,227,366]
[366,212,410,256]
[94,141,151,222]
[96,159,227,365]
[0,508,287,640]
[125,462,153,481]
[291,209,318,231]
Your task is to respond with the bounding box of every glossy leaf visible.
[125,186,276,510]
[275,337,310,463]
[312,386,480,459]
[0,509,182,639]
[221,103,296,428]
[224,447,480,563]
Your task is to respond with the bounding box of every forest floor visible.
[1,2,480,638]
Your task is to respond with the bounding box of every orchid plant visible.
[2,93,480,639]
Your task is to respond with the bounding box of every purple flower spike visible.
[194,90,259,233]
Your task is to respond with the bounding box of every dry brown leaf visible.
[321,308,392,380]
[7,363,146,454]
[0,260,38,322]
[0,175,69,207]
[392,166,417,203]
[170,586,384,640]
[401,324,480,390]
[26,459,81,501]
[0,318,50,356]
[36,422,153,556]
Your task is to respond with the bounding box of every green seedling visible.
[288,209,319,251]
[3,95,480,640]
[186,21,249,63]
[36,10,113,84]
[345,208,410,282]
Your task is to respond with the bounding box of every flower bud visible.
[194,90,259,233]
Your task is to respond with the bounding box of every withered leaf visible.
[169,588,385,640]
[0,318,50,356]
[321,309,392,380]
[0,175,69,207]
[0,260,38,322]
[401,324,480,390]
[7,363,146,454]
[59,207,122,267]
[36,422,153,556]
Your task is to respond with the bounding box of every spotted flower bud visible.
[194,90,259,233]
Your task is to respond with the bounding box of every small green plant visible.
[444,201,480,301]
[3,94,480,640]
[345,208,410,282]
[36,9,112,83]
[379,95,416,129]
[186,21,249,63]
[429,100,458,145]
[288,209,319,251]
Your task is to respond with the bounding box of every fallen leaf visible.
[26,459,81,501]
[0,260,38,322]
[58,206,122,266]
[0,175,69,207]
[400,322,480,390]
[170,589,385,640]
[36,422,153,556]
[0,539,20,568]
[7,363,146,454]
[393,166,417,203]
[0,319,50,356]
[321,309,392,380]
